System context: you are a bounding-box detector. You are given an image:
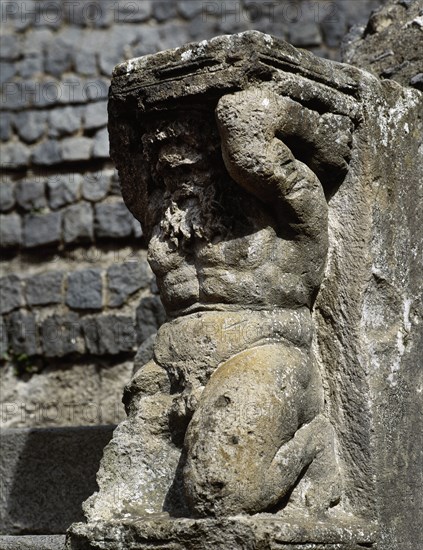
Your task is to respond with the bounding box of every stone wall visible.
[0,0,387,428]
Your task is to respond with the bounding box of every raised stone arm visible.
[216,89,328,240]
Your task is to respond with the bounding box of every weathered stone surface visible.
[83,101,108,130]
[92,127,109,158]
[0,142,30,169]
[32,139,62,166]
[0,316,8,357]
[47,174,81,209]
[66,269,103,310]
[48,106,82,137]
[62,201,94,244]
[82,315,135,355]
[94,201,134,238]
[0,214,22,248]
[135,295,166,344]
[0,275,23,314]
[15,179,46,211]
[6,311,38,357]
[23,211,61,248]
[0,535,66,550]
[14,110,47,143]
[0,181,15,211]
[69,26,422,550]
[107,261,152,307]
[41,313,84,357]
[81,171,110,202]
[61,136,92,162]
[25,271,63,306]
[0,426,115,535]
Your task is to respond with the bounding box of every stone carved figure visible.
[139,90,344,516]
[111,56,353,516]
[67,27,423,549]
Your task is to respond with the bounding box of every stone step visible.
[0,425,115,536]
[0,535,66,549]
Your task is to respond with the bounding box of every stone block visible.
[1,316,9,357]
[41,313,84,357]
[15,179,46,211]
[47,173,81,209]
[61,136,92,162]
[25,271,63,306]
[14,110,47,143]
[74,50,97,76]
[0,142,30,169]
[84,78,109,101]
[107,261,152,307]
[0,62,16,85]
[92,127,109,158]
[115,0,152,22]
[0,426,114,534]
[83,100,108,130]
[0,34,21,60]
[82,315,135,355]
[23,211,61,248]
[81,170,111,202]
[6,311,38,357]
[48,106,81,137]
[24,28,54,56]
[153,1,177,22]
[0,535,66,550]
[0,112,11,141]
[94,201,133,238]
[66,269,103,310]
[58,76,87,104]
[0,181,15,211]
[45,38,72,77]
[0,214,22,248]
[178,1,203,19]
[17,54,43,79]
[63,201,94,244]
[0,275,23,314]
[135,295,166,344]
[32,139,62,166]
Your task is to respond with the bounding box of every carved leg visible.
[182,343,339,516]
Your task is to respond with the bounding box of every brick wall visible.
[0,0,386,427]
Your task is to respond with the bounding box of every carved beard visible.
[160,177,226,246]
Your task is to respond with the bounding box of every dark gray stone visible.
[115,0,152,22]
[0,34,21,60]
[410,72,423,90]
[25,271,63,306]
[15,179,46,211]
[0,275,23,314]
[32,139,62,166]
[48,106,81,137]
[0,142,30,169]
[84,100,108,130]
[0,181,15,211]
[135,295,166,344]
[0,535,66,550]
[14,110,47,143]
[0,62,16,85]
[92,127,109,158]
[0,316,8,357]
[23,211,61,248]
[82,315,135,355]
[6,310,38,356]
[81,170,110,201]
[41,313,84,357]
[289,22,322,47]
[66,269,103,310]
[107,261,152,307]
[74,50,97,76]
[63,201,94,244]
[133,333,156,373]
[178,1,203,19]
[153,1,177,22]
[0,214,22,248]
[45,38,72,77]
[0,426,114,534]
[47,173,81,209]
[17,54,43,79]
[61,136,92,162]
[94,201,133,238]
[0,112,11,142]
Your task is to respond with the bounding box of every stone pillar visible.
[66,22,422,550]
